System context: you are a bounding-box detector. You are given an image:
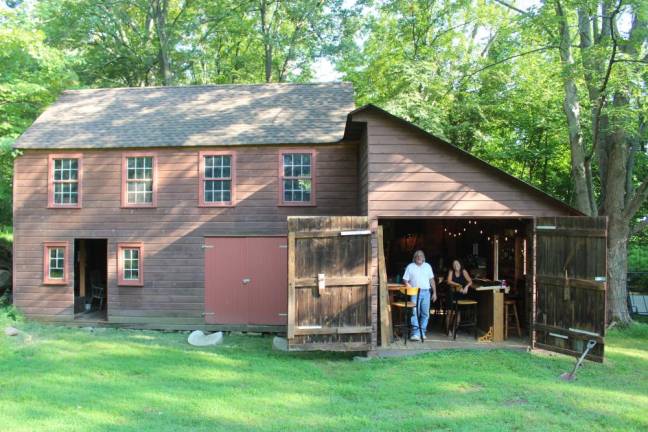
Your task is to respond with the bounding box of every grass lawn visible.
[1,309,647,431]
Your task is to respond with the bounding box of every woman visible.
[446,259,473,335]
[447,259,472,296]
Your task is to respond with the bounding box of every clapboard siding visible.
[13,143,360,324]
[351,107,576,349]
[352,110,572,218]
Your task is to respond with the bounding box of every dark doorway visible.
[74,239,108,321]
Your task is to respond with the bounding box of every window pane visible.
[48,247,64,279]
[123,248,140,280]
[204,180,231,202]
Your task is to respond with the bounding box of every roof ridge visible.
[63,82,353,94]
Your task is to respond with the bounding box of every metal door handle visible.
[242,278,251,284]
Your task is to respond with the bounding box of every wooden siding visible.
[351,109,576,348]
[13,143,359,325]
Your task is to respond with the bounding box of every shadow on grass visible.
[1,319,647,431]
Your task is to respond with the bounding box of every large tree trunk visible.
[555,1,593,215]
[152,0,173,85]
[607,217,632,323]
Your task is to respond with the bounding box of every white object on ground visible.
[272,336,288,351]
[5,326,19,336]
[188,330,223,346]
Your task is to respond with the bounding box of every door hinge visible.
[279,245,288,249]
[340,230,371,236]
[548,332,568,340]
[594,276,606,282]
[201,312,215,316]
[202,245,214,249]
[536,225,557,230]
[569,328,600,337]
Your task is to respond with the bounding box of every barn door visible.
[287,216,372,352]
[533,217,607,362]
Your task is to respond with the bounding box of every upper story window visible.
[279,150,316,206]
[43,241,69,285]
[199,151,236,207]
[122,153,157,208]
[48,154,82,208]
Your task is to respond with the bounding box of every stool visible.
[391,287,423,345]
[504,299,522,339]
[450,299,478,340]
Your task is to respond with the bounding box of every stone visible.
[5,327,19,336]
[272,336,288,351]
[188,330,223,347]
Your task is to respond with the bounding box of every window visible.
[279,150,316,206]
[48,154,82,208]
[122,153,157,207]
[43,241,69,285]
[118,243,144,286]
[199,151,236,207]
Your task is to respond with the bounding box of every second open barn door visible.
[533,217,607,362]
[287,216,372,352]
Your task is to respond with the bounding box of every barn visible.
[12,83,607,360]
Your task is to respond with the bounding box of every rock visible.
[5,326,19,336]
[188,330,223,347]
[272,336,288,351]
[81,327,95,332]
[0,270,10,289]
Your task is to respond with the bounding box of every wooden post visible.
[287,231,296,339]
[377,226,393,346]
[493,235,499,281]
[79,240,86,298]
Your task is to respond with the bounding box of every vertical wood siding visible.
[13,143,359,325]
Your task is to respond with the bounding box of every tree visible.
[0,12,77,225]
[338,0,647,324]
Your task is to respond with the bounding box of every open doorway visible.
[74,239,108,321]
[380,218,531,344]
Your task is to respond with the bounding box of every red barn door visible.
[204,237,287,326]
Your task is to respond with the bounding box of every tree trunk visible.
[153,0,173,85]
[607,216,631,324]
[260,0,273,83]
[554,1,593,215]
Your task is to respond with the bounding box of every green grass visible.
[1,308,647,431]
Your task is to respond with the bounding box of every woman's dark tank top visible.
[452,270,467,286]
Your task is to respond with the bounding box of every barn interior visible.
[379,218,531,340]
[74,239,108,320]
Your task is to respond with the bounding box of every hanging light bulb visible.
[463,228,466,232]
[480,230,483,234]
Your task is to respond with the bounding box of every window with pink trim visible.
[117,243,144,286]
[199,152,236,206]
[48,154,82,208]
[43,241,69,285]
[122,154,157,207]
[279,150,316,206]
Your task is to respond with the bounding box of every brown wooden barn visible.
[12,83,607,360]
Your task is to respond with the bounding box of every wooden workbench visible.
[474,281,505,342]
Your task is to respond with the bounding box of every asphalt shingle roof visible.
[14,83,355,149]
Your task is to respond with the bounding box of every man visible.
[403,250,437,341]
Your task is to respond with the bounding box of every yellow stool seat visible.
[457,299,478,305]
[392,301,417,308]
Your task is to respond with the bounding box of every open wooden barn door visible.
[287,216,372,352]
[533,217,607,362]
